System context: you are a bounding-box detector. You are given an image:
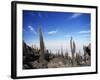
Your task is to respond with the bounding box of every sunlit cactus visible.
[38,25,48,67]
[38,25,45,54]
[70,37,76,65]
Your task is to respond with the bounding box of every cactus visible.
[83,46,87,63]
[60,46,64,58]
[76,51,81,65]
[65,51,68,59]
[70,37,76,66]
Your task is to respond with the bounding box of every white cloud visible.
[78,30,90,34]
[69,13,82,19]
[28,25,36,34]
[48,30,58,34]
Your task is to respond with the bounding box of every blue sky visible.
[23,10,91,54]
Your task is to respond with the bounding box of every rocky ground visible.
[23,41,91,69]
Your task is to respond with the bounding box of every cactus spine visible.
[70,37,76,66]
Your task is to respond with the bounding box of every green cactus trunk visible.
[70,37,76,66]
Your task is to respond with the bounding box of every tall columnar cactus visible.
[83,46,87,63]
[70,37,76,66]
[60,46,64,57]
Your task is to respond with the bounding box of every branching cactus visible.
[70,37,76,65]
